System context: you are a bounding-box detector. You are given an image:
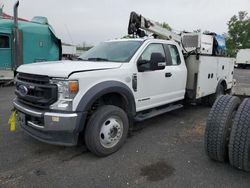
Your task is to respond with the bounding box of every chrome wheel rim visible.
[99,116,123,148]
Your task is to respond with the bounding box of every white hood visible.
[17,61,123,77]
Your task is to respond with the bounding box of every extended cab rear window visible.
[0,35,10,48]
[168,45,181,65]
[163,44,181,66]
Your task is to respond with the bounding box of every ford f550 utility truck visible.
[13,12,235,156]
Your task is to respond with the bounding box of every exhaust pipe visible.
[13,0,22,71]
[13,1,19,28]
[0,5,4,18]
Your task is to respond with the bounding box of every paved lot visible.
[0,69,250,188]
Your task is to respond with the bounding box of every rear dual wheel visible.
[205,95,250,172]
[204,95,241,162]
[229,98,250,171]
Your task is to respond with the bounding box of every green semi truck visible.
[0,1,61,83]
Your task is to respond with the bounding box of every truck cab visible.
[0,18,61,70]
[110,39,187,112]
[0,1,61,82]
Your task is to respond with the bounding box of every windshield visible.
[79,41,143,62]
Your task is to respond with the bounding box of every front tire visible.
[84,105,129,157]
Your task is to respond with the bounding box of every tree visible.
[226,11,250,57]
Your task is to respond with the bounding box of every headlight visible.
[49,79,79,111]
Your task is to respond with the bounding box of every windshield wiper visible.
[88,57,109,61]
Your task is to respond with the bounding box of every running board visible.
[134,104,183,122]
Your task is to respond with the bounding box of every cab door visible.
[0,34,12,69]
[135,42,187,112]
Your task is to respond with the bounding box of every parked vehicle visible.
[62,44,77,60]
[235,49,250,69]
[0,1,61,82]
[12,12,235,156]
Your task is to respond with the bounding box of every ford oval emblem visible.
[18,85,29,97]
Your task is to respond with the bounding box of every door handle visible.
[165,72,172,77]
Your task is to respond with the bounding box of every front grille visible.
[16,73,58,109]
[17,73,50,85]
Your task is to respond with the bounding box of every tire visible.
[208,84,225,106]
[204,95,241,162]
[229,98,250,171]
[84,105,129,157]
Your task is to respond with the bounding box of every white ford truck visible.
[13,13,235,156]
[14,38,234,156]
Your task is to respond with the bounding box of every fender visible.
[217,79,227,91]
[76,81,136,116]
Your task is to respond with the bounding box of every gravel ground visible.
[0,68,249,188]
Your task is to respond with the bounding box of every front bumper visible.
[13,99,87,146]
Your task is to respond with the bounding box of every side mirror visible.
[150,53,166,70]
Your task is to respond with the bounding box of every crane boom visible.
[128,11,181,43]
[127,11,226,56]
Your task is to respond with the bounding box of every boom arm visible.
[128,11,181,43]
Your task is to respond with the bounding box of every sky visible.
[1,0,250,46]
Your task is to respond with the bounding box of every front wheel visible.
[84,105,129,157]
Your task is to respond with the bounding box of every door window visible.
[0,35,10,48]
[139,43,166,71]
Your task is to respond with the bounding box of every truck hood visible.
[17,61,123,77]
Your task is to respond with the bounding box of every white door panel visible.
[135,43,187,112]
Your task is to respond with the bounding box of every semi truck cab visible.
[0,1,61,83]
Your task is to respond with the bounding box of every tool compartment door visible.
[196,56,218,98]
[217,57,234,90]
